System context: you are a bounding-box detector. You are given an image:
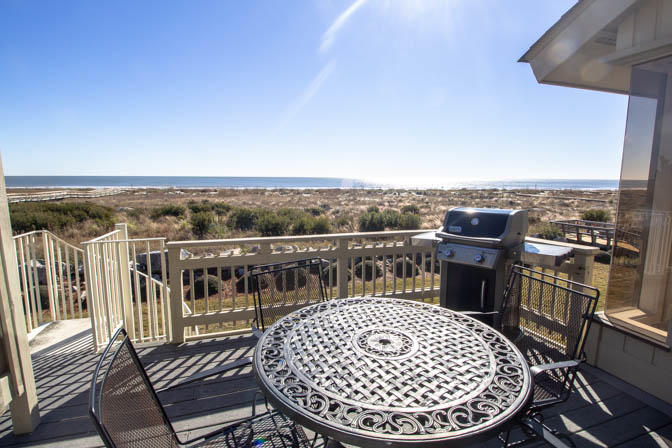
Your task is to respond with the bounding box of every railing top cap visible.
[166,229,427,248]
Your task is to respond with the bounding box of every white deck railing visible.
[165,230,446,343]
[13,224,599,350]
[13,230,84,332]
[83,224,169,350]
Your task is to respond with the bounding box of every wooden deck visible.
[1,328,671,447]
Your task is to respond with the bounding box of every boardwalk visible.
[1,327,671,447]
[7,189,126,203]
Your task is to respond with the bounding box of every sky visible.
[0,0,629,184]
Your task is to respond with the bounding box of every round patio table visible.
[253,297,532,448]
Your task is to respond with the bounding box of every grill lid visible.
[438,207,528,248]
[442,207,512,238]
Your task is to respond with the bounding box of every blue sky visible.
[0,0,628,184]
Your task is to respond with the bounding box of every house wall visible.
[617,0,672,51]
[585,313,672,405]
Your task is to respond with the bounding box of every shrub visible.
[537,223,564,240]
[291,215,313,235]
[227,208,257,230]
[125,208,146,219]
[187,200,231,216]
[255,212,290,236]
[335,215,351,228]
[366,205,380,213]
[398,213,421,230]
[382,209,400,228]
[277,208,304,220]
[581,209,611,222]
[319,203,331,212]
[190,211,215,239]
[311,216,330,234]
[150,204,186,219]
[9,202,115,233]
[306,207,323,216]
[354,260,384,280]
[359,212,385,232]
[401,204,420,215]
[211,202,232,216]
[392,257,417,278]
[191,275,220,299]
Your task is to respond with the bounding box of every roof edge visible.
[519,0,595,63]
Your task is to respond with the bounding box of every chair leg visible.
[520,416,573,448]
[499,428,512,447]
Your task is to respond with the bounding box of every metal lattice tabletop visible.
[253,297,532,448]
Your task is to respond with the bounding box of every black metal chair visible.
[495,265,600,448]
[89,327,311,448]
[250,258,327,338]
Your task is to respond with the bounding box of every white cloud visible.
[277,60,336,129]
[320,0,369,53]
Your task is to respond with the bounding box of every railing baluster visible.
[217,266,223,312]
[189,268,195,318]
[65,245,74,319]
[43,233,56,321]
[29,235,43,324]
[204,264,209,333]
[159,241,169,340]
[421,252,427,296]
[231,264,236,311]
[132,242,144,341]
[392,253,397,294]
[147,241,158,339]
[56,240,67,319]
[74,248,81,319]
[243,264,249,308]
[17,237,32,331]
[382,254,387,296]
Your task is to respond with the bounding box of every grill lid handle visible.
[435,232,503,245]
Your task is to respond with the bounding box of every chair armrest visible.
[157,357,252,393]
[461,310,500,316]
[530,359,582,377]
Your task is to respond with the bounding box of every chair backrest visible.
[89,328,179,448]
[251,258,327,332]
[501,265,599,399]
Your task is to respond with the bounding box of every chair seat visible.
[514,334,570,406]
[196,411,311,448]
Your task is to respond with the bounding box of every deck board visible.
[1,328,671,447]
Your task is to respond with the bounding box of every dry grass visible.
[8,187,617,246]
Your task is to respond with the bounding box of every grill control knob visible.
[474,254,484,263]
[444,249,454,258]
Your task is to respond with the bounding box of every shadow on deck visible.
[1,328,671,447]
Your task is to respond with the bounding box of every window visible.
[606,56,672,345]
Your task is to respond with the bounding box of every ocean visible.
[5,176,619,190]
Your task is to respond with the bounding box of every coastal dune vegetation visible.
[8,187,617,246]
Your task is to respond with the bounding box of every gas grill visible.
[435,208,528,319]
[412,207,577,323]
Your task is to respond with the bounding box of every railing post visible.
[41,232,56,321]
[571,249,595,286]
[336,239,349,299]
[0,157,40,433]
[115,224,135,339]
[168,246,184,343]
